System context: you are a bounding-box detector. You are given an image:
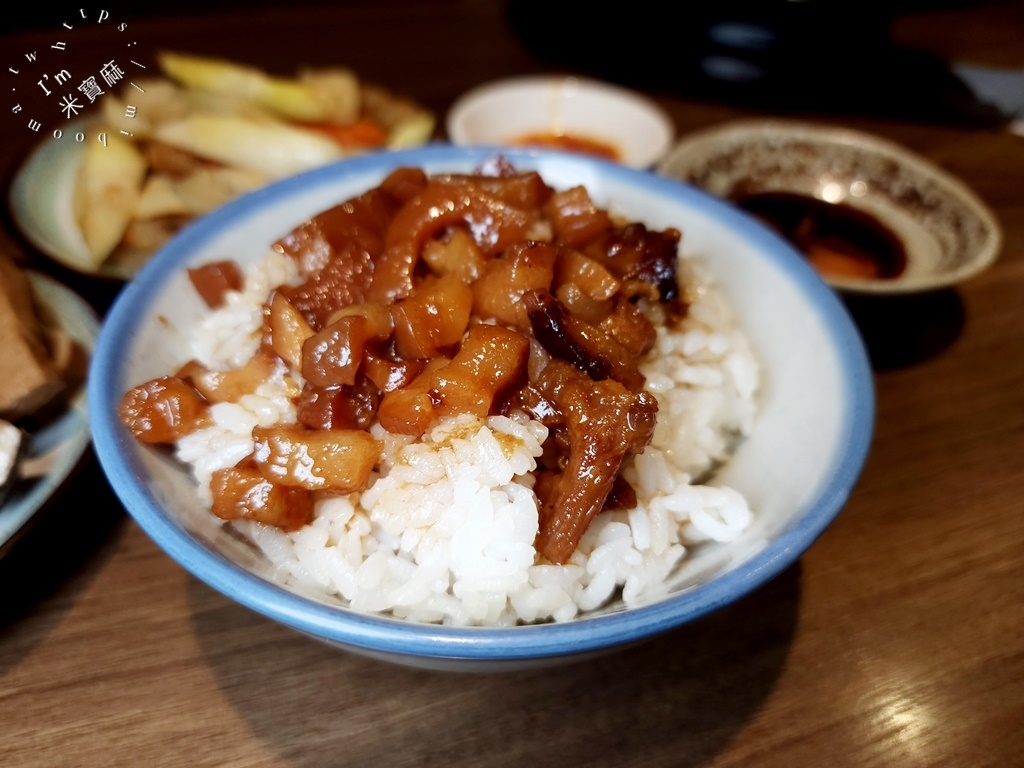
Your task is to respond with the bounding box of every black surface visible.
[507,0,1007,127]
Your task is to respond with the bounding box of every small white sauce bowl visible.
[446,75,675,169]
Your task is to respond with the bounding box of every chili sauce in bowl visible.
[446,75,674,169]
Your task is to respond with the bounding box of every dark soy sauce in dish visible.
[731,191,907,281]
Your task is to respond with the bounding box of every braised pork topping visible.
[119,161,686,562]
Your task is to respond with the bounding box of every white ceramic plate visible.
[0,273,98,556]
[446,75,675,169]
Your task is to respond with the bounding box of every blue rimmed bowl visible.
[89,145,873,670]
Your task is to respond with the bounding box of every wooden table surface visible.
[1,2,1022,766]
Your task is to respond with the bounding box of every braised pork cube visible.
[278,244,378,329]
[178,347,290,404]
[299,302,393,394]
[378,166,429,205]
[119,375,209,444]
[296,375,381,431]
[382,178,540,273]
[554,249,620,302]
[587,223,682,302]
[275,184,405,326]
[598,297,658,356]
[533,362,658,564]
[544,185,612,248]
[362,351,426,394]
[267,291,315,370]
[435,169,553,210]
[302,313,380,388]
[524,289,646,392]
[430,324,530,420]
[187,260,243,308]
[252,425,379,492]
[552,248,621,324]
[210,464,313,531]
[472,241,557,332]
[421,228,485,282]
[377,359,449,436]
[391,274,473,359]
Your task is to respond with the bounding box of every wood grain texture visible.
[1,3,1022,766]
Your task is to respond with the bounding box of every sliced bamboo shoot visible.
[158,51,329,122]
[154,114,344,178]
[72,133,147,266]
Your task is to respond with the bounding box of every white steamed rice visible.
[175,249,759,626]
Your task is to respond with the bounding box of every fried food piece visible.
[0,254,65,421]
[0,419,26,505]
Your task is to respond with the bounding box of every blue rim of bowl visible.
[90,144,874,662]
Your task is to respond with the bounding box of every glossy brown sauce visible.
[731,191,907,280]
[512,132,620,161]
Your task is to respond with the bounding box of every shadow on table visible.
[189,562,800,768]
[842,287,966,371]
[0,455,126,670]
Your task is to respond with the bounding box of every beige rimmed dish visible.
[657,119,1002,294]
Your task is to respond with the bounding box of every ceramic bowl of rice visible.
[90,145,873,671]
